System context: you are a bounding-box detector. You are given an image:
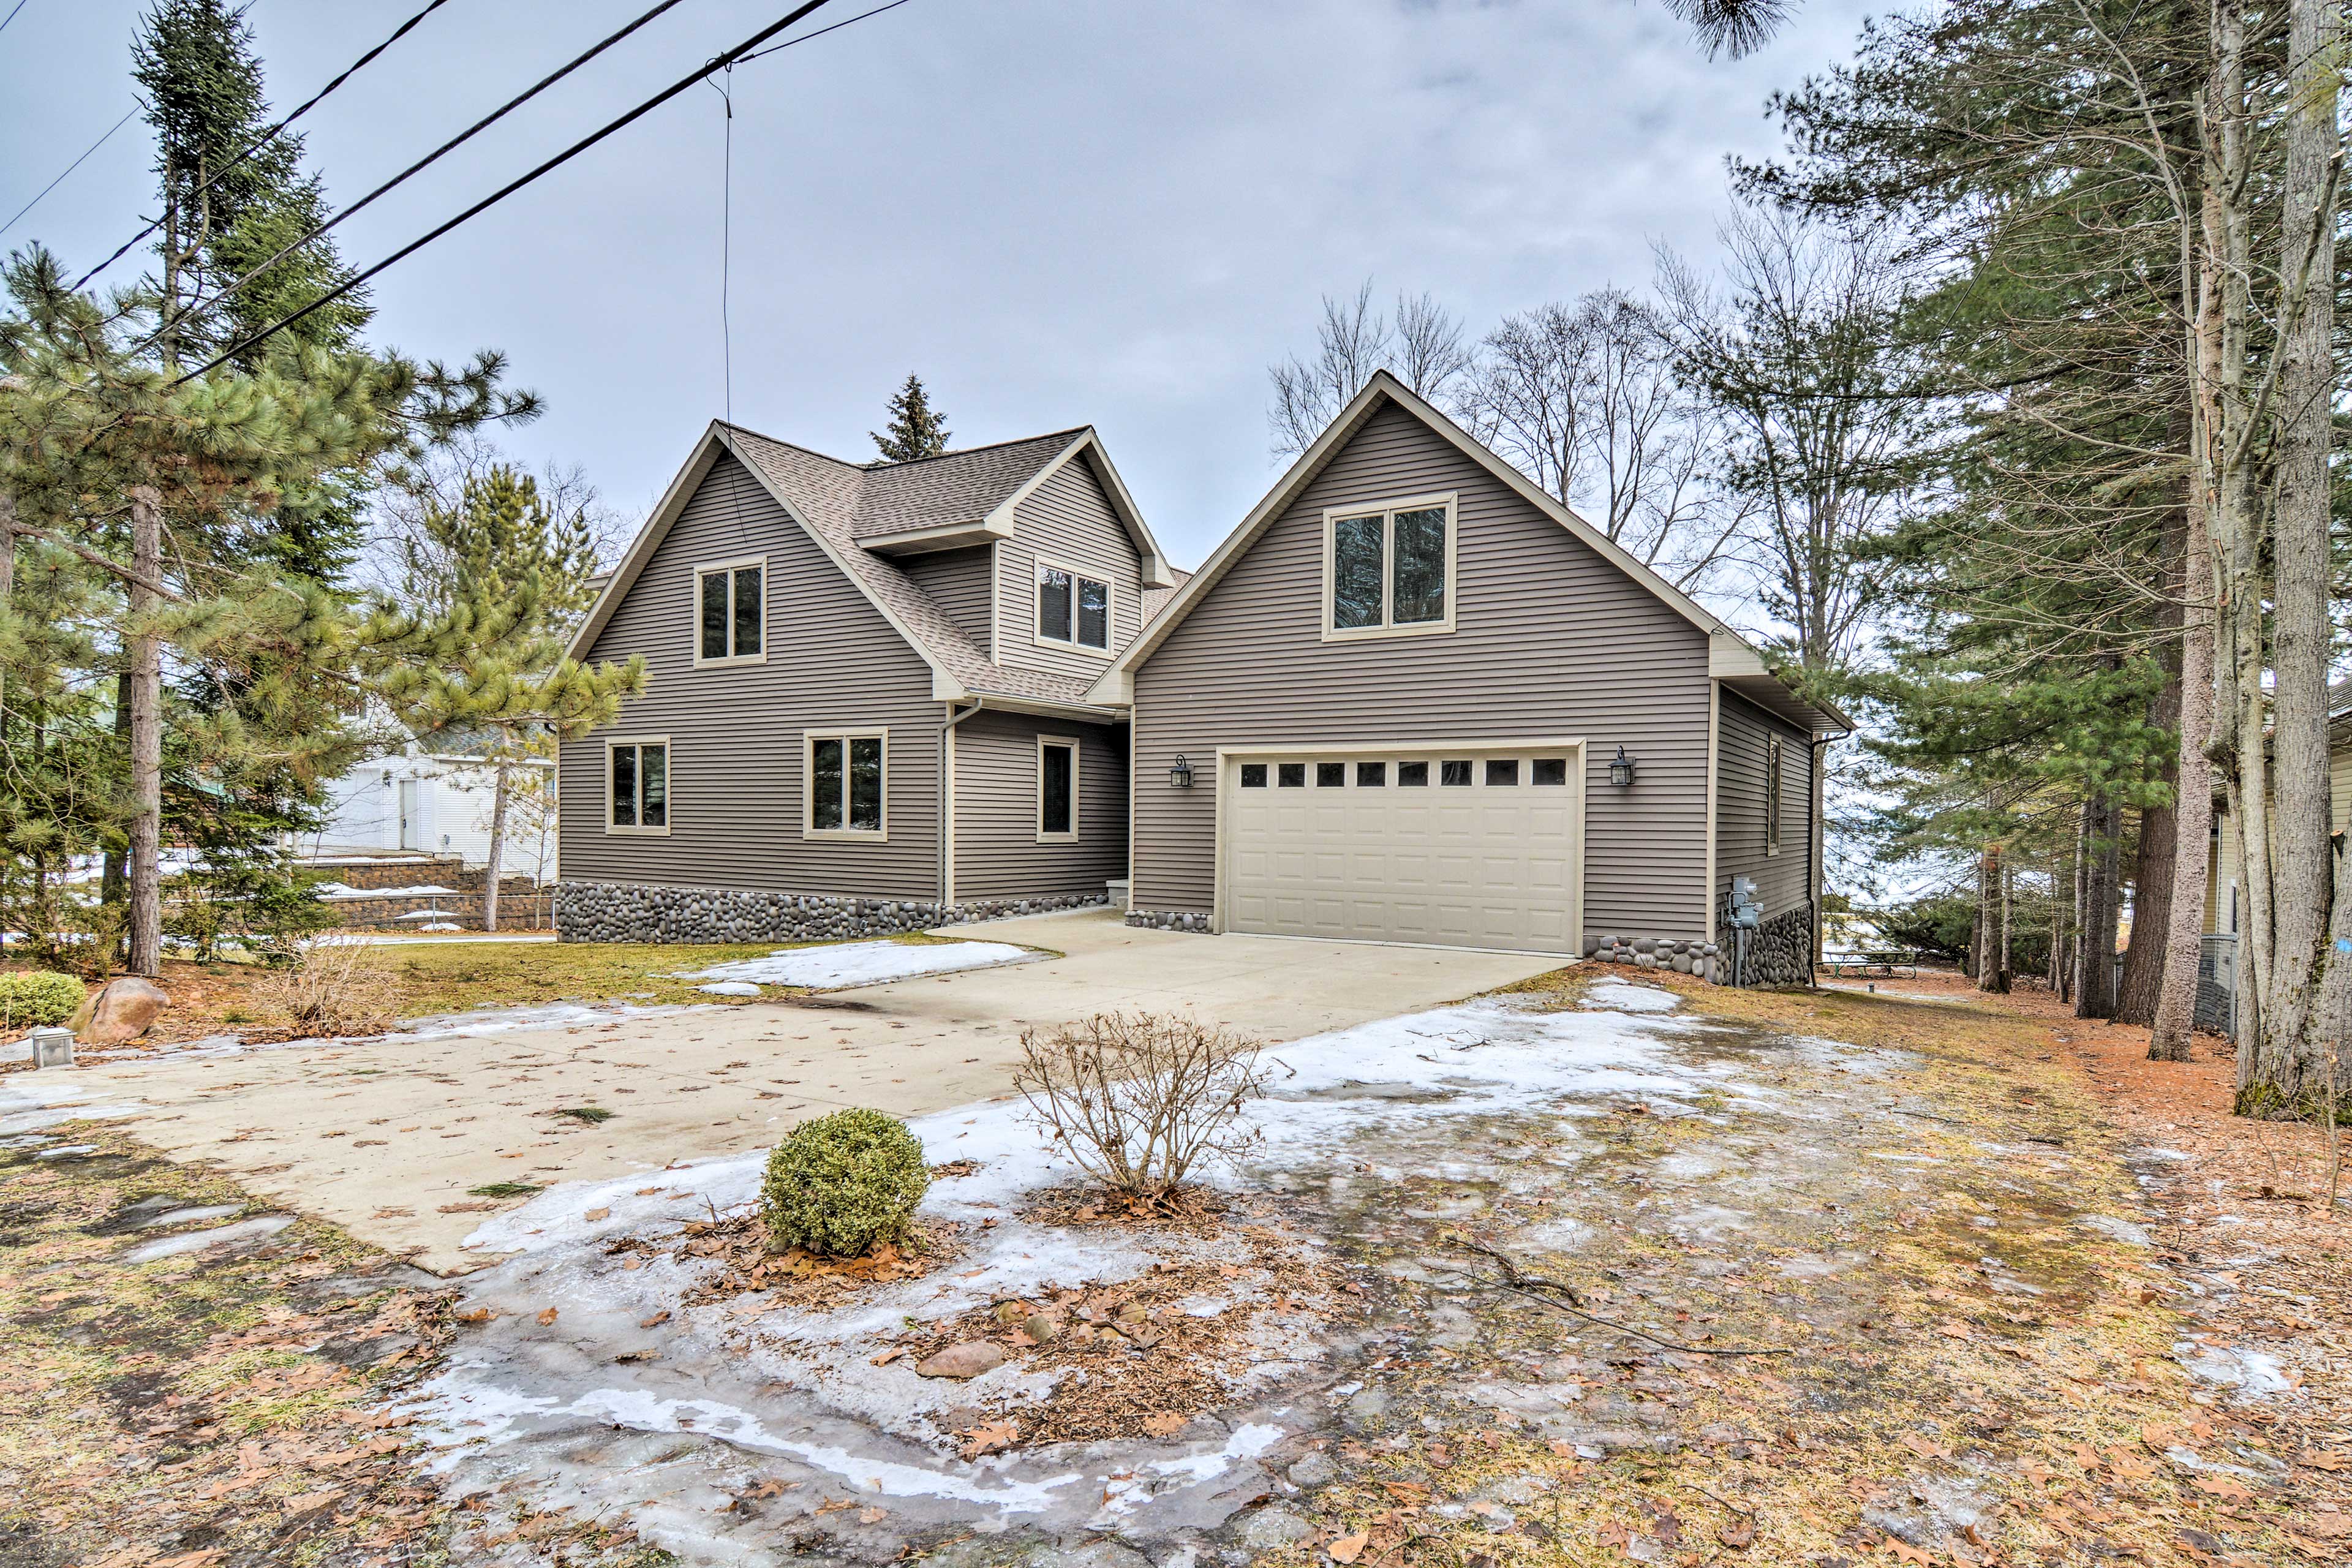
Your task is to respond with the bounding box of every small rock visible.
[72,976,169,1045]
[914,1340,1007,1379]
[1343,1388,1389,1431]
[1024,1312,1063,1343]
[1286,1450,1337,1488]
[1236,1507,1314,1551]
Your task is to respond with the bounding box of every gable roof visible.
[1085,371,1850,735]
[567,420,1158,715]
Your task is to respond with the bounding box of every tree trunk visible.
[2253,0,2343,1112]
[2078,791,2121,1019]
[483,760,511,933]
[2150,492,2217,1061]
[1998,854,2012,992]
[2120,548,2187,1025]
[126,486,164,978]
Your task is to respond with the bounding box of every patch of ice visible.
[2078,1213,2155,1248]
[137,1204,244,1229]
[121,1214,293,1262]
[673,938,1036,990]
[1143,1420,1286,1485]
[1581,982,1681,1014]
[695,981,763,998]
[2177,1342,2292,1396]
[35,1144,99,1158]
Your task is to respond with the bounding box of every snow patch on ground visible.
[672,939,1038,991]
[695,981,763,997]
[418,994,1739,1549]
[1580,981,1681,1014]
[2178,1341,2294,1397]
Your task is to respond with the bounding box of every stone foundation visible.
[1585,932,1723,983]
[554,881,1104,944]
[1126,909,1213,933]
[1733,902,1815,987]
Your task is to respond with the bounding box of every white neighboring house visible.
[303,745,557,880]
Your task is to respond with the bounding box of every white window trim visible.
[1036,733,1082,844]
[605,735,672,837]
[692,554,769,669]
[1765,734,1784,857]
[802,727,890,842]
[1031,555,1115,658]
[1319,492,1459,643]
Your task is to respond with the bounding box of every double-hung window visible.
[806,730,886,839]
[1037,736,1080,842]
[608,739,669,834]
[1323,495,1456,640]
[695,557,765,665]
[1036,562,1111,652]
[1765,734,1784,856]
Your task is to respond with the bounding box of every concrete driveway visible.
[18,909,1561,1273]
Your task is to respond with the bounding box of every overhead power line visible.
[73,0,461,291]
[180,0,886,382]
[145,0,693,356]
[0,100,145,240]
[0,2,31,42]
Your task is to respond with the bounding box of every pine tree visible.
[380,463,632,929]
[870,374,951,462]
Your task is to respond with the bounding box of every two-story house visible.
[556,421,1175,941]
[559,373,1845,984]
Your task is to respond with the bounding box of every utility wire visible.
[145,0,694,356]
[0,2,30,42]
[0,99,145,240]
[736,0,911,62]
[73,0,459,291]
[710,66,733,423]
[178,0,863,382]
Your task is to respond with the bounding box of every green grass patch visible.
[467,1181,543,1199]
[553,1106,613,1125]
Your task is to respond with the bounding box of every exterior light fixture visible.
[1608,746,1637,786]
[1169,754,1194,790]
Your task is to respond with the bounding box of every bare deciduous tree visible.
[1267,282,1471,456]
[1461,288,1748,590]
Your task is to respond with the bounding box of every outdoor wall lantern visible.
[1168,754,1194,790]
[1608,746,1638,786]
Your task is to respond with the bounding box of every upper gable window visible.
[695,557,765,666]
[1322,495,1456,641]
[1036,561,1111,652]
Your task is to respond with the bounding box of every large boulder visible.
[71,976,170,1045]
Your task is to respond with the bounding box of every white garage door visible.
[1223,744,1582,953]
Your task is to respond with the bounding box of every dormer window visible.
[1037,561,1110,652]
[1322,495,1457,641]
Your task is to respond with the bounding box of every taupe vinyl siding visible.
[899,545,996,652]
[558,452,943,899]
[997,459,1141,680]
[1714,688,1812,921]
[1131,401,1711,938]
[951,709,1128,902]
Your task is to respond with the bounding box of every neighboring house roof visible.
[1084,370,1853,736]
[569,420,1165,718]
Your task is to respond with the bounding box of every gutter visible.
[939,699,985,908]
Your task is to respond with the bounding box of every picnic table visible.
[1823,948,1920,978]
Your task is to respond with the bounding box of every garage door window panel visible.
[1321,495,1457,641]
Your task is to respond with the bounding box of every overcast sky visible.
[1,0,1878,575]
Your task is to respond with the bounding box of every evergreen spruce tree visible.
[870,374,951,461]
[382,464,633,930]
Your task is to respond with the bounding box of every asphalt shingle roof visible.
[721,424,1108,709]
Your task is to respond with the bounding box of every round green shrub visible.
[0,970,87,1028]
[761,1107,930,1258]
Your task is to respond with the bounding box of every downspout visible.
[940,699,983,914]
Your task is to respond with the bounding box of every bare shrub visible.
[1012,1012,1272,1200]
[255,937,399,1037]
